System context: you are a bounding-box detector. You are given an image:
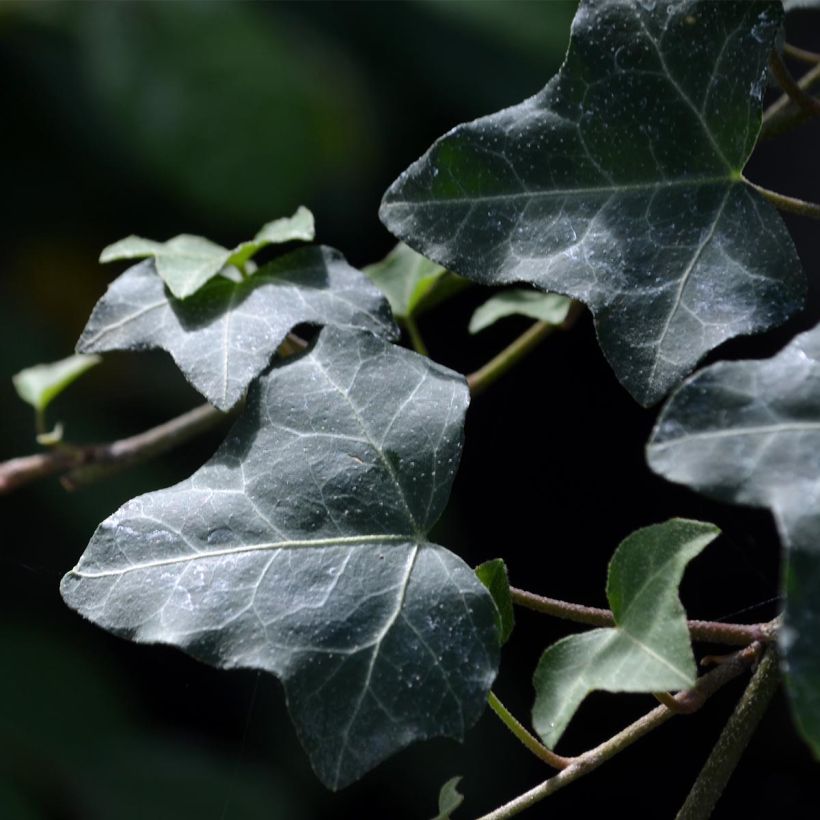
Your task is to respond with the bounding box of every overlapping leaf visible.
[380,0,803,405]
[101,207,315,299]
[61,327,499,789]
[469,291,571,334]
[77,246,397,411]
[647,322,820,760]
[475,559,515,645]
[532,519,718,747]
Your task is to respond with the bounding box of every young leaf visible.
[61,327,499,790]
[647,321,820,762]
[431,776,464,820]
[469,291,571,335]
[475,559,515,645]
[380,0,803,406]
[101,207,315,299]
[532,519,718,747]
[77,246,397,411]
[13,354,102,413]
[364,242,448,319]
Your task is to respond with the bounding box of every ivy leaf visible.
[77,246,397,411]
[475,559,515,645]
[12,354,102,413]
[61,327,499,790]
[380,0,803,405]
[430,776,464,820]
[647,322,820,760]
[532,519,718,747]
[469,291,571,335]
[101,207,315,299]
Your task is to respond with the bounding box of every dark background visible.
[1,2,819,818]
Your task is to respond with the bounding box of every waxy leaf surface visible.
[475,559,515,645]
[647,322,820,760]
[12,354,101,413]
[532,519,718,747]
[101,207,315,299]
[381,0,803,405]
[62,327,499,789]
[468,290,571,334]
[77,246,397,411]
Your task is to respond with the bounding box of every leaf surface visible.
[431,776,464,820]
[101,207,315,299]
[469,290,571,334]
[475,559,515,645]
[381,0,803,405]
[532,519,718,747]
[647,322,820,760]
[13,354,102,412]
[77,246,397,411]
[61,327,499,789]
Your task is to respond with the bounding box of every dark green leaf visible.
[381,0,803,405]
[647,322,820,760]
[431,776,464,820]
[532,519,718,747]
[475,559,515,644]
[61,327,499,789]
[469,290,571,334]
[77,246,397,411]
[101,207,315,299]
[12,354,102,413]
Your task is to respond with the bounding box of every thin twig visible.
[784,43,820,65]
[768,51,820,117]
[760,61,820,140]
[510,587,777,646]
[742,176,820,220]
[477,644,762,820]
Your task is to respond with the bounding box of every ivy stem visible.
[784,43,820,65]
[487,691,573,770]
[477,644,762,820]
[402,315,429,357]
[761,60,820,140]
[467,302,582,396]
[769,50,820,118]
[676,647,781,819]
[509,587,778,646]
[742,176,820,221]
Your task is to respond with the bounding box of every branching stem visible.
[768,50,820,118]
[761,60,820,140]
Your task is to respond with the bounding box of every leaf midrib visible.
[651,421,820,449]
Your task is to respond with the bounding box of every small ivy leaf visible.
[475,559,515,645]
[646,321,820,761]
[100,207,315,299]
[77,246,397,412]
[469,291,572,335]
[783,1,820,11]
[532,519,718,747]
[61,327,499,790]
[430,776,464,820]
[13,354,102,413]
[364,243,449,319]
[380,0,803,406]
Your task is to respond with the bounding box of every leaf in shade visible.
[647,321,820,761]
[469,291,571,334]
[77,246,397,411]
[532,519,718,747]
[380,0,803,406]
[475,559,515,645]
[430,776,464,820]
[12,354,102,413]
[101,207,315,299]
[61,327,499,790]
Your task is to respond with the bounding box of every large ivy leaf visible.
[532,519,718,747]
[77,246,397,411]
[380,0,803,405]
[101,207,315,299]
[61,327,499,790]
[647,322,820,760]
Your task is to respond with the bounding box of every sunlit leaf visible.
[381,0,803,405]
[62,327,499,790]
[647,321,820,761]
[469,291,571,334]
[532,519,718,747]
[475,558,515,645]
[12,354,102,413]
[430,776,464,820]
[78,246,397,411]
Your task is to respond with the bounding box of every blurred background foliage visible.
[2,2,820,819]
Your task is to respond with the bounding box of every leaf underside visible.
[61,327,499,790]
[532,519,718,747]
[77,246,397,411]
[380,0,803,405]
[647,321,820,761]
[468,290,572,334]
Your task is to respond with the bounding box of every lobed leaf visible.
[12,354,102,413]
[61,327,499,790]
[77,246,397,411]
[475,558,515,645]
[532,519,718,747]
[647,321,820,760]
[381,0,803,405]
[469,290,571,334]
[430,776,464,820]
